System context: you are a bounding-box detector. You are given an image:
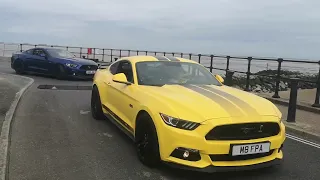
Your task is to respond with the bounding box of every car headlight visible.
[159,113,200,130]
[66,63,78,68]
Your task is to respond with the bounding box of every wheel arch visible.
[135,108,160,138]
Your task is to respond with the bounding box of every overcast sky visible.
[1,0,320,59]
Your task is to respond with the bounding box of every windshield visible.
[136,61,221,86]
[47,49,75,58]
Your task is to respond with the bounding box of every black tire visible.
[135,113,161,167]
[14,60,25,74]
[55,64,66,80]
[91,86,105,120]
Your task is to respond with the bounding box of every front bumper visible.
[64,67,97,79]
[164,158,282,173]
[155,116,286,171]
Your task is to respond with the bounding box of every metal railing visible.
[1,42,319,108]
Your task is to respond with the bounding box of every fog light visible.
[170,147,201,161]
[183,151,190,158]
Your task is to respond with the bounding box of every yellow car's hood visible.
[140,84,280,123]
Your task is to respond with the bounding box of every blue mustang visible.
[11,48,98,79]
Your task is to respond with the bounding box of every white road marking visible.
[103,133,113,138]
[142,171,151,177]
[80,110,90,115]
[286,134,320,149]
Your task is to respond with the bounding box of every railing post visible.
[80,47,82,58]
[66,46,69,51]
[287,78,299,122]
[110,49,113,62]
[164,52,166,56]
[210,55,214,73]
[245,57,252,91]
[128,50,131,56]
[181,53,183,58]
[189,54,192,60]
[273,58,283,98]
[102,49,105,61]
[312,61,320,107]
[145,51,148,55]
[154,52,157,56]
[20,44,23,52]
[198,54,201,63]
[226,56,230,74]
[119,49,122,58]
[225,70,235,86]
[172,52,175,57]
[137,50,139,55]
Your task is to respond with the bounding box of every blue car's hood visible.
[58,57,98,65]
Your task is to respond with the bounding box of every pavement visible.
[0,57,320,180]
[252,89,320,142]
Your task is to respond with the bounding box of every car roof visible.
[119,55,198,64]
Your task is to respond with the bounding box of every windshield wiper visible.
[142,84,164,87]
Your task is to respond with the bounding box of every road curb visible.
[284,122,320,143]
[263,96,320,115]
[0,73,34,180]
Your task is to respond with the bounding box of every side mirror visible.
[112,73,131,85]
[215,74,224,84]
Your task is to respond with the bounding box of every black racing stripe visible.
[182,85,244,117]
[102,104,134,133]
[167,57,180,61]
[199,85,259,116]
[154,56,170,61]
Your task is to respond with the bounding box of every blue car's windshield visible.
[135,61,221,86]
[47,49,75,58]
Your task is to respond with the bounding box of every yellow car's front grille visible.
[205,122,280,140]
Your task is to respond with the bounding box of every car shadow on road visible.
[9,71,93,82]
[156,163,282,180]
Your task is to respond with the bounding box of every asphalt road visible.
[1,59,319,180]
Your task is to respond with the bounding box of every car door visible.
[22,49,35,71]
[99,61,120,108]
[105,60,139,133]
[28,49,51,74]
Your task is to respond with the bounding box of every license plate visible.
[86,70,96,74]
[231,142,270,156]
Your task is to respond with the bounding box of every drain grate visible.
[37,85,92,90]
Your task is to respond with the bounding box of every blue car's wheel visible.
[55,64,66,80]
[14,60,25,74]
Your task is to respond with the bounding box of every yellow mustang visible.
[91,56,285,172]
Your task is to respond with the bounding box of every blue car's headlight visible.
[66,63,78,68]
[160,113,200,130]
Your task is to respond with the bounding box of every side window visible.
[25,49,33,54]
[33,49,46,57]
[116,61,134,83]
[109,62,120,75]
